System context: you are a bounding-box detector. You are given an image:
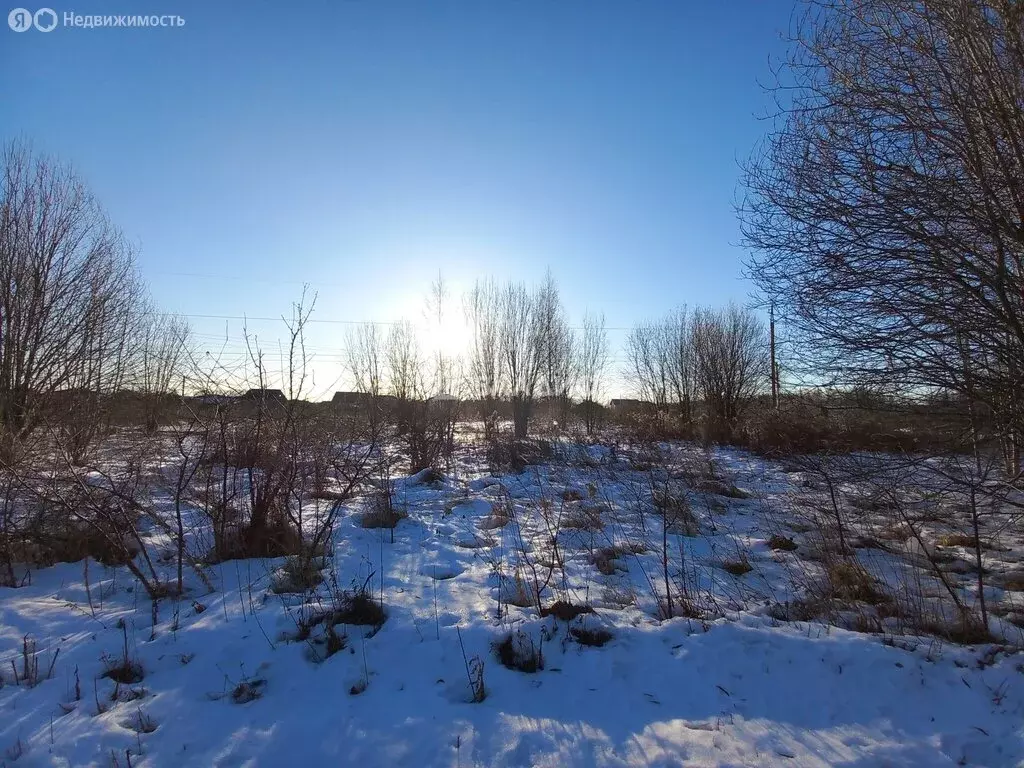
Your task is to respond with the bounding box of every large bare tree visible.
[625,319,670,408]
[740,0,1024,474]
[464,279,503,438]
[345,322,385,399]
[691,304,768,440]
[0,141,145,439]
[536,271,576,429]
[500,281,545,440]
[578,311,608,435]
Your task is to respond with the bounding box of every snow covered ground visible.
[2,437,1023,767]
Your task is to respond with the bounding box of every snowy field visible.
[2,434,1023,767]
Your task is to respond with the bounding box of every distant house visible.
[609,398,647,412]
[427,393,459,404]
[427,393,460,413]
[188,393,237,406]
[332,391,373,408]
[243,388,287,403]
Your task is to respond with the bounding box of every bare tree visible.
[499,282,544,440]
[578,311,609,435]
[464,279,503,439]
[386,319,423,434]
[345,322,385,425]
[663,306,696,432]
[691,304,768,441]
[0,141,144,439]
[740,0,1024,475]
[137,311,191,431]
[536,271,576,429]
[625,320,669,408]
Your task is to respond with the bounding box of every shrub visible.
[494,630,544,673]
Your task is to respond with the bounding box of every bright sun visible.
[424,310,471,361]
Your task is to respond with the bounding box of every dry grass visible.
[540,601,594,621]
[360,507,407,529]
[562,504,605,531]
[231,676,266,703]
[768,535,798,551]
[696,479,749,499]
[494,631,544,673]
[478,501,511,530]
[825,561,890,605]
[936,533,994,550]
[722,559,753,576]
[652,489,700,536]
[270,556,323,594]
[570,626,613,647]
[592,543,646,575]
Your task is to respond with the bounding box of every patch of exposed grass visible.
[494,631,544,673]
[697,479,749,499]
[570,626,613,647]
[592,547,621,576]
[270,556,323,594]
[914,615,994,645]
[478,501,511,530]
[296,589,388,643]
[540,601,594,621]
[768,599,821,622]
[936,534,994,550]
[722,559,753,576]
[360,507,408,529]
[562,504,604,531]
[768,535,798,551]
[652,489,700,536]
[124,709,158,734]
[231,676,266,703]
[826,562,890,605]
[102,659,143,685]
[331,591,387,627]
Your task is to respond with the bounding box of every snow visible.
[2,438,1023,767]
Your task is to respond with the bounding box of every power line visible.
[151,311,633,332]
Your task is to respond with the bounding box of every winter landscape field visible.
[2,423,1023,768]
[6,0,1024,765]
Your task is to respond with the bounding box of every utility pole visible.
[770,303,779,410]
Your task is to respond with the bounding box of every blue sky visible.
[2,0,793,397]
